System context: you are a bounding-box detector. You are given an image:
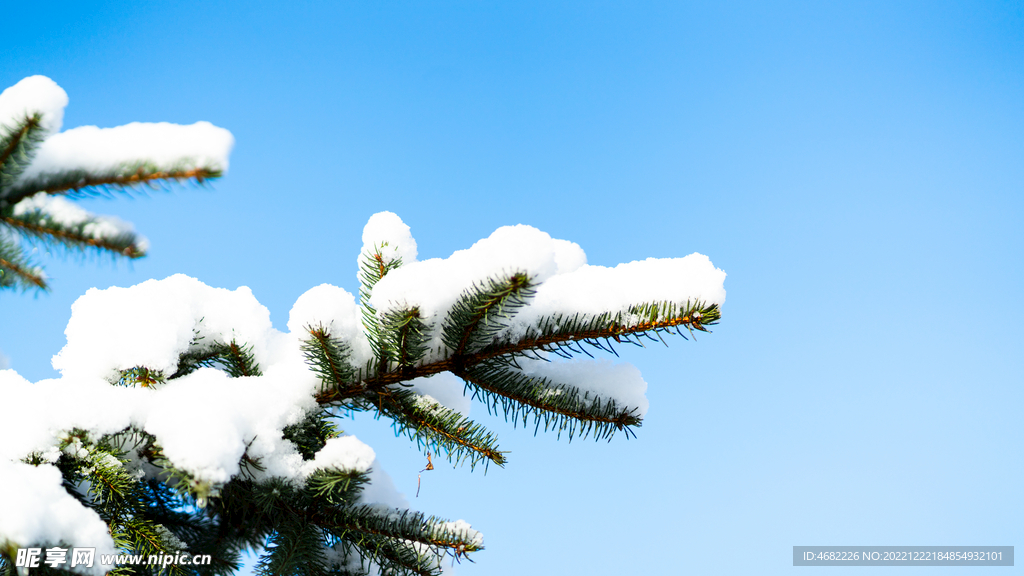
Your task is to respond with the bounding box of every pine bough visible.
[0,76,233,291]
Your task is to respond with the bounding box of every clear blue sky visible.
[3,2,1022,574]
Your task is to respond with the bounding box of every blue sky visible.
[3,2,1022,574]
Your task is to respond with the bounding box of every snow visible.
[438,519,484,547]
[0,275,374,487]
[503,254,727,340]
[53,274,275,381]
[18,121,234,186]
[0,369,140,463]
[22,276,360,484]
[0,75,68,136]
[12,192,144,250]
[0,460,115,576]
[360,211,418,275]
[141,366,317,484]
[370,223,586,320]
[300,436,375,475]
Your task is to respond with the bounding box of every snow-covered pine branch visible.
[0,76,233,291]
[0,212,725,575]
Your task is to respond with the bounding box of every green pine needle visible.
[1,207,146,259]
[373,387,506,469]
[380,307,432,370]
[457,359,641,441]
[440,271,535,355]
[0,232,46,290]
[0,114,46,198]
[2,163,220,206]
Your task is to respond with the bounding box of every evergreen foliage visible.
[0,77,723,576]
[0,235,720,575]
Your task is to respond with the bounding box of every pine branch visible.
[358,243,405,367]
[283,410,340,461]
[455,360,641,441]
[255,519,329,576]
[0,114,45,193]
[120,517,190,576]
[315,300,719,405]
[322,536,433,576]
[440,272,535,355]
[324,558,372,576]
[306,468,369,507]
[301,326,365,402]
[0,235,46,290]
[54,433,192,576]
[380,307,431,370]
[138,478,215,557]
[357,244,403,301]
[142,446,220,509]
[317,505,482,574]
[166,339,262,380]
[207,479,281,554]
[371,387,505,469]
[475,300,722,362]
[169,341,226,380]
[221,340,262,378]
[352,537,435,576]
[1,210,145,258]
[118,337,261,389]
[2,165,219,207]
[3,214,721,574]
[116,366,166,388]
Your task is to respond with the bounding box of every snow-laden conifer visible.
[0,79,726,576]
[0,212,725,575]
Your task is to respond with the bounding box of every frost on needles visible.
[0,75,234,291]
[0,210,725,575]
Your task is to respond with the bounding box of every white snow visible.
[12,192,144,250]
[0,274,389,485]
[300,436,375,475]
[18,121,234,185]
[0,369,140,463]
[0,460,116,576]
[360,211,418,278]
[438,519,484,547]
[141,366,316,484]
[365,218,725,364]
[503,254,727,340]
[0,75,68,135]
[53,274,275,381]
